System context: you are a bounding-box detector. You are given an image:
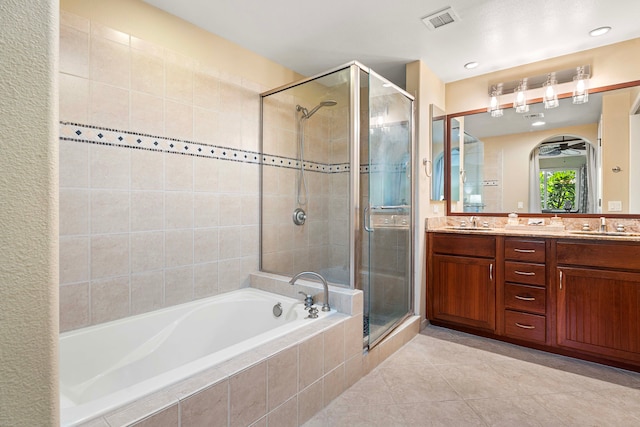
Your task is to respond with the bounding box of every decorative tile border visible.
[60,123,407,175]
[59,122,352,173]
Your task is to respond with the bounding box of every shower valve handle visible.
[299,292,314,308]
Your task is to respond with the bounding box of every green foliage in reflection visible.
[540,170,576,210]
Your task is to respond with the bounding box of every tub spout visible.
[289,271,331,312]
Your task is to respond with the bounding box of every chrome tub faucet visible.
[289,271,331,312]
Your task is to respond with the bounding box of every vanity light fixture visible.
[542,73,559,109]
[589,26,611,37]
[488,84,503,117]
[573,66,590,104]
[514,79,529,113]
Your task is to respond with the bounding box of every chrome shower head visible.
[298,99,337,119]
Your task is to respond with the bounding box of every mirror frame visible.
[445,80,640,218]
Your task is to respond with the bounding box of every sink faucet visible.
[289,271,331,312]
[470,216,478,228]
[600,217,606,232]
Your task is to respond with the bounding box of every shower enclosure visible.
[260,62,414,348]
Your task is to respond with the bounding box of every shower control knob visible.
[293,208,306,225]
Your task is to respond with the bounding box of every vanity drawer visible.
[431,233,495,258]
[505,261,546,286]
[505,238,546,263]
[504,310,546,343]
[504,283,546,314]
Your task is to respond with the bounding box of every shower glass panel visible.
[363,72,413,347]
[261,62,414,349]
[261,68,351,285]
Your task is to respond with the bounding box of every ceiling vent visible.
[523,113,545,120]
[421,6,460,31]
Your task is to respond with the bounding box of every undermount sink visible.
[445,226,495,231]
[568,230,640,237]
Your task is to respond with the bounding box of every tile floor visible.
[305,325,640,426]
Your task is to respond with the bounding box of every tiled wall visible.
[58,11,265,331]
[261,90,351,284]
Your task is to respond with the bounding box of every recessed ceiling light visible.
[464,62,479,70]
[589,26,611,37]
[532,121,546,127]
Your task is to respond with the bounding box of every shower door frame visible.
[259,61,415,348]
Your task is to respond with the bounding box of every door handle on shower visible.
[364,206,374,232]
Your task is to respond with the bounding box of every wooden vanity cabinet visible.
[502,237,548,344]
[428,233,496,332]
[556,240,640,365]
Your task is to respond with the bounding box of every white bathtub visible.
[60,288,335,426]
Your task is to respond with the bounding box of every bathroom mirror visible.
[446,82,640,216]
[430,104,445,201]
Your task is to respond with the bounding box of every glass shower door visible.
[364,72,413,347]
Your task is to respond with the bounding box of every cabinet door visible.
[432,254,495,331]
[557,267,640,363]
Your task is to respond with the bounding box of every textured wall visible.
[0,0,59,426]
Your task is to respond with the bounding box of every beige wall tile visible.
[219,227,242,260]
[132,404,179,427]
[90,234,129,280]
[324,323,345,373]
[131,271,164,315]
[131,150,164,191]
[241,118,259,151]
[240,226,258,257]
[90,190,129,234]
[131,191,164,232]
[60,11,89,32]
[90,36,130,89]
[241,195,259,226]
[91,276,130,324]
[131,91,164,136]
[131,49,164,97]
[180,381,228,427]
[193,71,220,110]
[164,266,193,306]
[194,228,219,264]
[217,161,243,194]
[165,230,194,268]
[164,100,193,141]
[193,107,219,145]
[60,141,89,188]
[344,354,363,389]
[194,157,219,192]
[218,259,243,293]
[91,22,130,45]
[165,192,194,229]
[298,380,323,426]
[299,334,324,390]
[193,262,219,298]
[60,25,89,78]
[267,397,297,427]
[218,195,243,227]
[229,362,267,427]
[267,346,298,411]
[323,364,345,406]
[60,189,89,236]
[59,73,89,123]
[345,314,364,359]
[194,193,219,228]
[164,153,194,191]
[90,143,130,189]
[249,417,267,427]
[59,236,89,284]
[131,231,164,273]
[59,282,90,332]
[165,59,193,104]
[219,81,242,117]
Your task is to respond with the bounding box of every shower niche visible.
[260,62,414,348]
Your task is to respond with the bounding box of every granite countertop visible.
[428,226,640,241]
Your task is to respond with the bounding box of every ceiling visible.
[142,0,640,87]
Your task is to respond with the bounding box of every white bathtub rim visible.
[60,288,339,427]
